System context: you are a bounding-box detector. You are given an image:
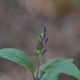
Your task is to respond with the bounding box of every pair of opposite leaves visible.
[0,48,80,80]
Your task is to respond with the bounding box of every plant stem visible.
[33,75,36,80]
[36,59,40,80]
[31,71,36,80]
[36,55,42,80]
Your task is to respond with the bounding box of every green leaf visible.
[40,59,80,80]
[34,59,73,78]
[0,48,34,72]
[37,39,42,51]
[41,71,58,80]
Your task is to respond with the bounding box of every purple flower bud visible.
[39,26,48,48]
[40,40,43,48]
[43,26,47,38]
[45,38,48,44]
[42,49,47,55]
[37,26,48,51]
[40,34,43,42]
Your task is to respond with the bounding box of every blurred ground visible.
[0,0,80,80]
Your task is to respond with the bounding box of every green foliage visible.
[0,48,34,72]
[0,27,80,80]
[37,39,42,51]
[40,59,80,80]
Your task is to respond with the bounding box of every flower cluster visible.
[37,26,48,55]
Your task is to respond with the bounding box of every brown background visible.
[0,0,80,80]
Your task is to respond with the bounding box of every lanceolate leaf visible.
[40,59,80,80]
[0,48,34,71]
